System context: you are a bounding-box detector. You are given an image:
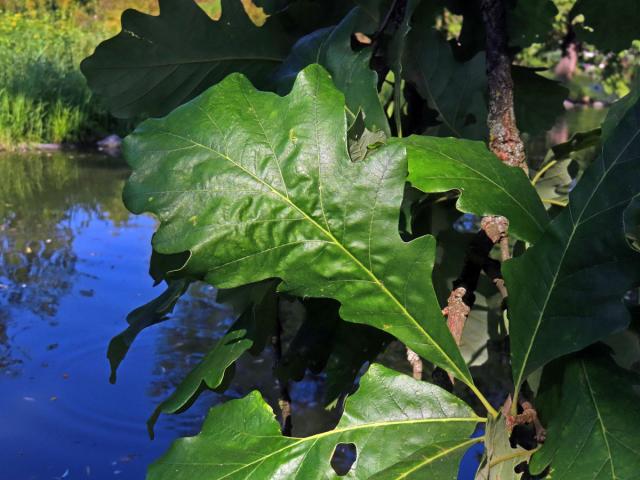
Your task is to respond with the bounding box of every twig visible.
[503,395,547,443]
[480,0,527,172]
[406,347,423,380]
[481,216,510,263]
[439,230,498,385]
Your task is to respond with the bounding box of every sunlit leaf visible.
[148,364,482,479]
[123,64,475,391]
[405,136,548,243]
[370,438,481,479]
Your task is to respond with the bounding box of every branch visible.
[480,0,546,424]
[480,0,527,172]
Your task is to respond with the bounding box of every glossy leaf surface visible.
[370,438,481,479]
[148,364,482,479]
[405,136,548,243]
[505,87,640,391]
[123,65,474,387]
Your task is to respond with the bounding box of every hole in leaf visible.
[194,0,222,21]
[331,443,357,476]
[240,0,270,26]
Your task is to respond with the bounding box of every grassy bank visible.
[0,1,153,149]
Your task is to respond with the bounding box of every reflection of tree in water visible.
[0,151,132,368]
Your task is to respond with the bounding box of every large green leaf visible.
[273,5,390,135]
[405,136,548,243]
[81,0,294,118]
[571,0,640,52]
[529,349,640,479]
[148,364,483,479]
[504,86,640,394]
[147,280,277,436]
[403,23,487,140]
[123,65,480,395]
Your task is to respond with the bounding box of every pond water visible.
[0,151,487,479]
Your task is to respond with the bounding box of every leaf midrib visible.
[160,416,483,477]
[513,126,640,391]
[581,360,617,480]
[390,437,482,480]
[155,129,470,385]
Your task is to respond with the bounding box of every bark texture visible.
[481,0,527,172]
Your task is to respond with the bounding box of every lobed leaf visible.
[81,0,349,119]
[123,65,476,390]
[405,136,548,243]
[505,86,640,393]
[148,364,483,479]
[369,439,480,479]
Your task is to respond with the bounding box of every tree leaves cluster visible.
[81,0,640,478]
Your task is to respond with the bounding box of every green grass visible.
[0,7,133,149]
